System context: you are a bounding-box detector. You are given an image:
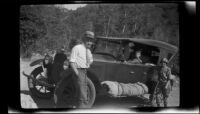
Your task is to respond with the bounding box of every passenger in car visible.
[123,42,135,61]
[131,50,143,64]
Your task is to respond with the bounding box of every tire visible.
[54,74,96,108]
[28,66,54,99]
[84,77,96,108]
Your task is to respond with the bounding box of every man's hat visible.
[161,58,168,64]
[84,31,95,39]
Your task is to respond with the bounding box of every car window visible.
[167,53,173,60]
[124,42,160,65]
[94,40,121,58]
[93,39,161,65]
[93,54,116,61]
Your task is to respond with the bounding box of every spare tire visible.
[54,73,96,108]
[28,66,54,99]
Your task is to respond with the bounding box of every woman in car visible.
[131,50,143,64]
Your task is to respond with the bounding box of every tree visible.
[20,5,47,57]
[20,3,179,58]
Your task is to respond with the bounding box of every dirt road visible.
[20,58,179,109]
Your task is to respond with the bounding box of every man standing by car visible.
[154,58,172,107]
[69,31,95,108]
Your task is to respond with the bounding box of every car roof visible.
[96,36,178,54]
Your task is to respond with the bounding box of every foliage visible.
[20,3,179,57]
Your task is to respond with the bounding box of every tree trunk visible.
[105,17,110,49]
[122,10,127,35]
[133,23,137,34]
[106,17,111,37]
[122,25,126,34]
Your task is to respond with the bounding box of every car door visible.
[104,62,153,84]
[89,60,108,81]
[90,60,132,83]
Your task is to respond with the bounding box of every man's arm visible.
[87,49,93,64]
[70,62,79,76]
[69,46,79,76]
[165,68,172,89]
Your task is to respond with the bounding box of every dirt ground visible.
[20,57,180,109]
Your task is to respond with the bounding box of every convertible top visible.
[96,36,178,54]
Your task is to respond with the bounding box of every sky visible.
[60,4,87,10]
[185,1,196,14]
[60,2,196,12]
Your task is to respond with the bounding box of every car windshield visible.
[93,39,121,58]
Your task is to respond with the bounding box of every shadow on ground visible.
[21,90,55,108]
[93,95,150,108]
[20,90,150,109]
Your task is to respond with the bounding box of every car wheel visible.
[54,76,96,108]
[28,66,54,99]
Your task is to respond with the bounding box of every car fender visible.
[30,59,43,67]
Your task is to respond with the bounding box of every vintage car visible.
[23,36,178,108]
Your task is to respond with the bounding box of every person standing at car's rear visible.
[69,31,95,108]
[155,58,172,107]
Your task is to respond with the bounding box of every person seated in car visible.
[131,50,143,64]
[123,42,135,61]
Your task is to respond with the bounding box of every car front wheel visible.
[54,75,96,108]
[28,66,54,99]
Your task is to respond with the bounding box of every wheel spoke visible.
[44,87,47,93]
[39,73,43,77]
[38,86,43,91]
[34,73,51,93]
[30,68,54,98]
[36,74,41,79]
[40,87,43,92]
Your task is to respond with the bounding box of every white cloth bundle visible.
[101,81,148,97]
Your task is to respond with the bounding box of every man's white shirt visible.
[70,44,93,68]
